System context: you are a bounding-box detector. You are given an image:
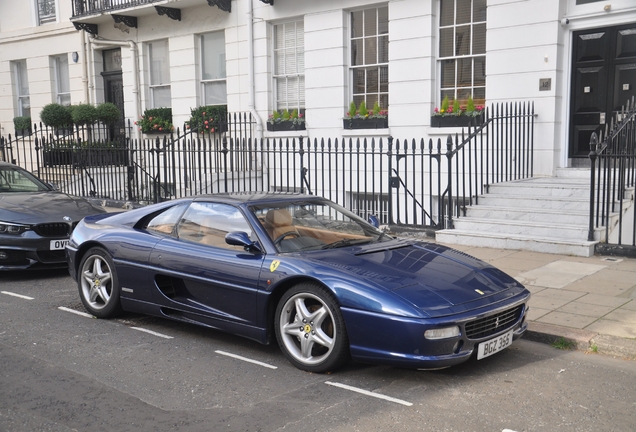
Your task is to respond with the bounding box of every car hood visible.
[308,240,526,317]
[0,192,104,224]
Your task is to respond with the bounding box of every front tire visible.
[78,247,122,318]
[275,283,350,373]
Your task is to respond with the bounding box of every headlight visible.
[424,326,461,340]
[0,221,30,235]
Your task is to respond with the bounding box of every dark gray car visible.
[0,161,106,270]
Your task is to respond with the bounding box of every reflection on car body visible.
[66,192,530,372]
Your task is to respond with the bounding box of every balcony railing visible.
[72,0,163,18]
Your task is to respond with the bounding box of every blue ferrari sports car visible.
[67,193,530,372]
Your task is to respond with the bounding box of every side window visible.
[145,203,188,235]
[177,202,252,250]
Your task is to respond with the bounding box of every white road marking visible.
[503,429,519,432]
[58,306,95,318]
[130,327,174,339]
[215,350,278,369]
[325,381,413,407]
[1,291,34,300]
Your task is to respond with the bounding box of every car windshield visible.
[251,200,387,252]
[0,166,49,193]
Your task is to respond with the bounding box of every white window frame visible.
[437,0,486,105]
[12,60,31,118]
[35,0,57,25]
[53,54,71,106]
[200,31,227,106]
[272,20,305,113]
[349,6,389,111]
[148,40,172,108]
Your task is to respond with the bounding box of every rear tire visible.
[275,283,350,373]
[77,247,122,318]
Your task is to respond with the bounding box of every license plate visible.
[477,330,513,360]
[50,239,69,250]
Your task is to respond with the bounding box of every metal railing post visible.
[588,132,598,241]
[446,135,454,229]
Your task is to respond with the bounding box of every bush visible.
[40,103,73,128]
[96,103,121,124]
[71,103,98,125]
[13,116,32,132]
[187,105,227,134]
[135,108,173,133]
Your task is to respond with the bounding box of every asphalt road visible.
[1,269,635,432]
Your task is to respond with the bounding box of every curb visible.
[525,321,636,359]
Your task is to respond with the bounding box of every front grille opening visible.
[33,223,70,237]
[465,306,523,340]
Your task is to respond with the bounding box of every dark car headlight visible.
[0,221,30,235]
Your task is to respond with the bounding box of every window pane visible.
[378,7,389,35]
[441,59,456,88]
[441,89,455,101]
[455,25,471,56]
[474,0,487,22]
[17,61,29,95]
[149,41,170,85]
[364,38,377,65]
[273,20,305,110]
[204,81,227,105]
[364,9,377,37]
[351,10,363,38]
[378,35,389,63]
[473,23,486,54]
[354,69,366,94]
[440,0,454,27]
[366,94,378,110]
[456,0,472,24]
[473,87,486,104]
[367,68,379,93]
[20,97,31,118]
[202,32,226,80]
[285,48,297,74]
[457,58,472,87]
[351,39,363,66]
[380,94,388,111]
[379,66,388,92]
[474,56,486,86]
[58,93,72,106]
[56,56,70,93]
[152,86,171,108]
[440,28,454,57]
[457,88,472,103]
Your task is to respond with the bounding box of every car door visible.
[148,202,266,327]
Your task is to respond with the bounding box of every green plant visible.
[135,108,174,133]
[589,343,598,353]
[13,116,32,132]
[96,103,121,124]
[267,108,305,125]
[71,103,98,126]
[345,101,387,120]
[433,95,484,117]
[551,337,576,350]
[187,105,227,134]
[40,103,73,128]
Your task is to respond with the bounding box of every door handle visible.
[599,113,606,124]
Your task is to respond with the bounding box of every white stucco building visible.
[1,0,635,177]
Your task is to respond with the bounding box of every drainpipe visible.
[81,30,90,103]
[88,36,141,142]
[247,0,263,138]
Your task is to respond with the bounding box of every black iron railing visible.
[72,0,160,17]
[1,103,535,229]
[588,97,636,246]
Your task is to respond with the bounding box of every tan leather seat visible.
[265,209,299,241]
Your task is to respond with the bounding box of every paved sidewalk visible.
[438,242,636,359]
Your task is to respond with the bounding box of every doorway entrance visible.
[568,24,636,159]
[101,49,125,143]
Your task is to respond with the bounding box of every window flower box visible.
[431,114,484,128]
[267,120,306,132]
[343,117,389,129]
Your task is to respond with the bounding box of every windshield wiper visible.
[321,238,371,250]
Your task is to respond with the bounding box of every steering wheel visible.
[274,231,300,246]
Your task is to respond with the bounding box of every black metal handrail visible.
[72,0,161,17]
[588,96,636,246]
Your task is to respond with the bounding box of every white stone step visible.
[436,229,597,257]
[477,194,590,211]
[465,205,591,225]
[556,168,592,179]
[487,180,591,199]
[450,217,600,241]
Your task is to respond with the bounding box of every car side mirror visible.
[225,231,262,253]
[367,215,380,229]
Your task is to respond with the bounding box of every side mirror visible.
[367,215,380,229]
[225,231,262,253]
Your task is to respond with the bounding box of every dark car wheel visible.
[78,247,122,318]
[275,283,350,373]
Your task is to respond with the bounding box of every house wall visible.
[1,0,636,176]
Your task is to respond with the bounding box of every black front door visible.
[101,49,125,143]
[569,24,636,158]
